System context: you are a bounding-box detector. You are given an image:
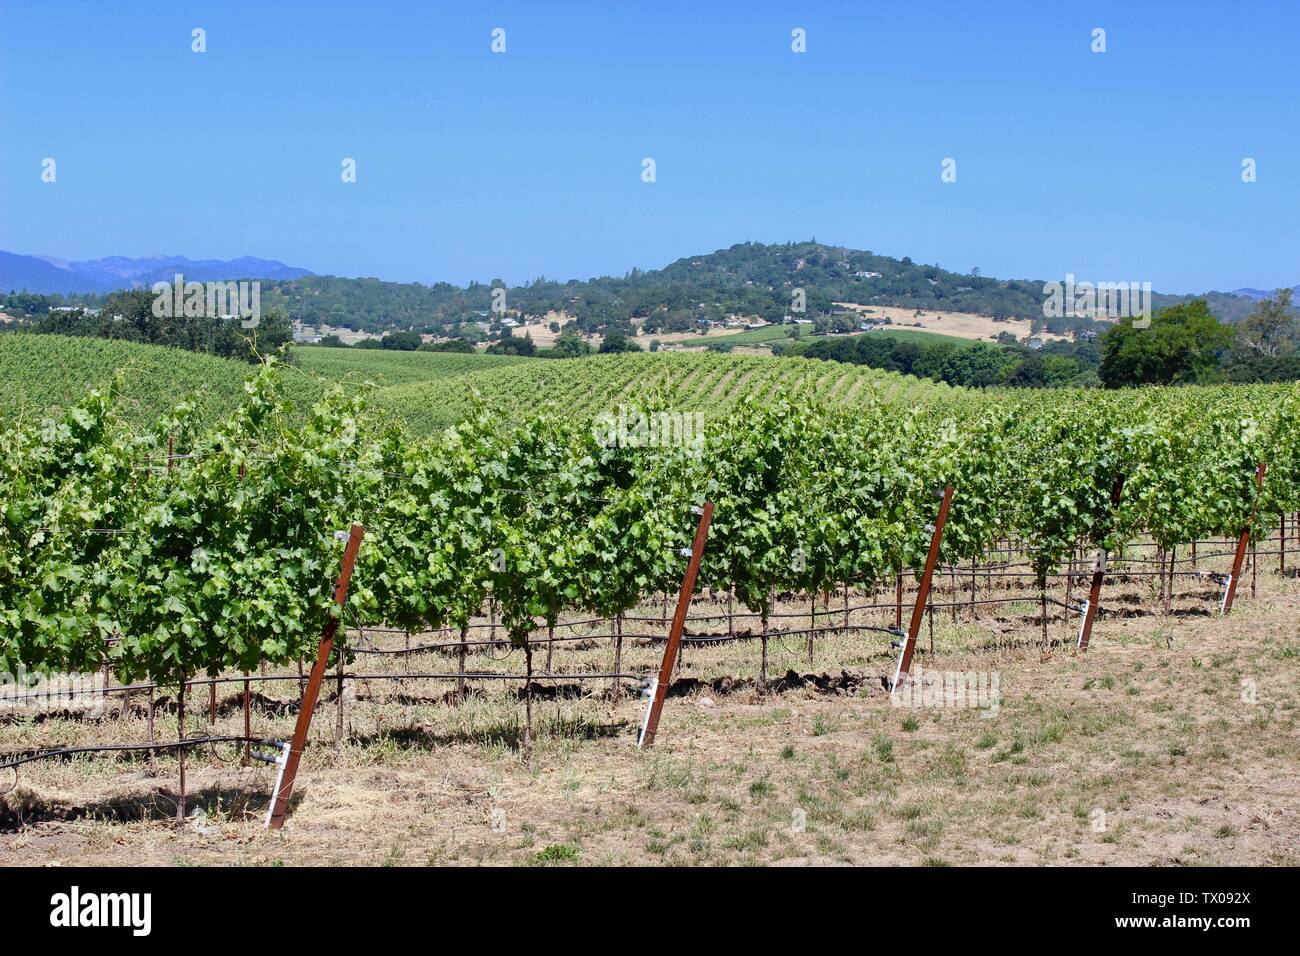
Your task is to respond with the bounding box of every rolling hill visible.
[0,335,950,436]
[0,334,322,426]
[265,241,1273,337]
[6,242,1279,338]
[294,344,530,388]
[0,252,313,294]
[370,351,952,434]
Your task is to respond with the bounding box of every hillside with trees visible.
[799,292,1298,389]
[19,289,292,363]
[8,242,1264,345]
[256,242,1280,342]
[7,243,1291,384]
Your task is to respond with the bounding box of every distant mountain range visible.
[0,251,313,294]
[1229,286,1299,302]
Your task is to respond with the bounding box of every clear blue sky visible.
[2,0,1296,293]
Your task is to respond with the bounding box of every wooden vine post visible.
[267,524,365,830]
[890,486,954,691]
[639,502,714,750]
[1223,463,1266,616]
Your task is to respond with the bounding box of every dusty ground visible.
[512,317,747,350]
[832,303,1072,344]
[507,303,1061,353]
[1,545,1296,867]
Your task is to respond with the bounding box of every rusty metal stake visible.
[1079,474,1125,653]
[267,524,364,830]
[639,502,714,749]
[1223,463,1266,615]
[891,486,954,691]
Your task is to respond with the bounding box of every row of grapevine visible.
[3,359,1298,698]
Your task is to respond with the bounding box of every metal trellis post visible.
[639,502,714,749]
[891,486,954,691]
[266,524,365,830]
[1223,463,1266,616]
[1078,474,1125,652]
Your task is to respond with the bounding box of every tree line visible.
[797,293,1300,388]
[15,290,292,363]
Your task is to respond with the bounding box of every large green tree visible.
[1098,299,1233,387]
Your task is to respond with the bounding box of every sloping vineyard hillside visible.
[0,334,323,427]
[373,351,954,432]
[294,345,530,388]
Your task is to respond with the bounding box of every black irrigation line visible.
[348,670,644,683]
[356,616,611,635]
[1106,553,1233,566]
[621,603,895,623]
[0,735,282,771]
[977,538,1243,557]
[1,673,321,704]
[918,594,1064,610]
[929,568,1217,581]
[1,669,650,705]
[350,619,912,655]
[353,631,619,654]
[1043,595,1087,613]
[685,624,904,642]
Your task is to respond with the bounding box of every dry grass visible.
[2,549,1296,867]
[832,303,1072,344]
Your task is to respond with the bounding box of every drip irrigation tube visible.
[0,735,282,771]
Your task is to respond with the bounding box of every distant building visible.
[854,270,882,279]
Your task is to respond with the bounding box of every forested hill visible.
[6,241,1264,338]
[270,241,1072,335]
[261,241,1260,336]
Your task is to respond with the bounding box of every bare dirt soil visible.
[832,303,1072,344]
[2,551,1296,867]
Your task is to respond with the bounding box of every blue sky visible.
[1,0,1296,293]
